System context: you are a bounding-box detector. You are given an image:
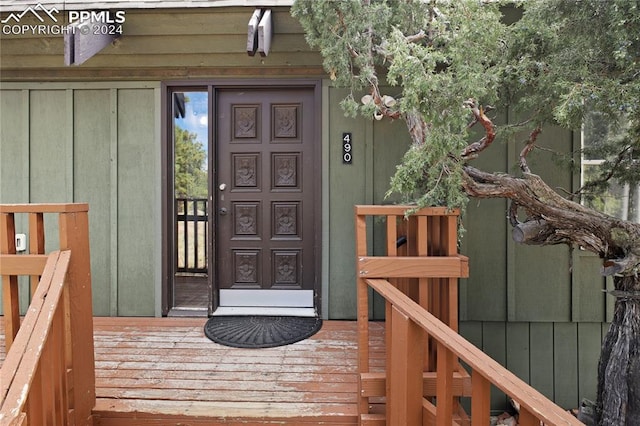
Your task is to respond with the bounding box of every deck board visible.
[2,317,385,425]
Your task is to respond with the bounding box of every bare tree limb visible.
[508,201,520,227]
[405,110,429,145]
[405,30,427,43]
[519,127,541,173]
[461,99,496,160]
[462,164,640,277]
[573,144,633,197]
[512,219,552,243]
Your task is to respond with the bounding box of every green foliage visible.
[292,0,506,212]
[387,128,467,208]
[174,125,207,198]
[501,0,639,194]
[292,0,639,216]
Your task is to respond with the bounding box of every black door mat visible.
[203,315,323,348]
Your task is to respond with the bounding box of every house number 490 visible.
[342,132,353,164]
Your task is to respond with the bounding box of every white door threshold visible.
[211,306,317,317]
[219,289,314,308]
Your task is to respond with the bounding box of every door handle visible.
[219,207,228,215]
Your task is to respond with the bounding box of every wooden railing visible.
[175,197,208,274]
[0,203,95,425]
[354,205,583,425]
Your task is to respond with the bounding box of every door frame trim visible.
[161,79,323,317]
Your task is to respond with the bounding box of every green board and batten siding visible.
[0,83,161,316]
[326,92,608,408]
[0,5,611,410]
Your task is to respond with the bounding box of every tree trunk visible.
[461,165,640,424]
[597,275,640,426]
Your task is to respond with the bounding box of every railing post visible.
[58,208,95,425]
[388,306,425,426]
[355,209,371,420]
[436,342,454,425]
[28,212,45,298]
[518,407,539,426]
[471,370,491,425]
[1,212,20,350]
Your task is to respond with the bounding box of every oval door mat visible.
[204,315,323,348]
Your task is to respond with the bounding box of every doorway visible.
[164,82,321,317]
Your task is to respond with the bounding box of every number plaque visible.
[342,132,352,164]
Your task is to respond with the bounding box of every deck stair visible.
[354,205,582,426]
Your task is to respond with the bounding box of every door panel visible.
[217,88,316,307]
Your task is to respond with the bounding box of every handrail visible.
[0,203,95,425]
[0,251,71,425]
[354,205,583,425]
[366,278,583,425]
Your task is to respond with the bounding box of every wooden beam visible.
[64,21,120,66]
[29,212,45,298]
[436,342,454,425]
[471,371,491,425]
[360,371,472,397]
[0,203,89,214]
[0,251,71,424]
[0,254,49,276]
[58,210,96,424]
[388,306,425,425]
[360,413,385,426]
[358,256,469,278]
[0,251,62,401]
[258,9,272,57]
[354,205,460,217]
[246,9,262,56]
[365,278,583,426]
[1,213,20,350]
[0,66,327,81]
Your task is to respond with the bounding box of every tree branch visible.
[404,110,429,145]
[406,30,427,44]
[573,144,633,197]
[463,164,640,276]
[519,127,541,173]
[512,219,554,243]
[461,99,496,160]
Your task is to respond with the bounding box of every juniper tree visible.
[292,0,640,423]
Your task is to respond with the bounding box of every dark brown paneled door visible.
[216,88,316,308]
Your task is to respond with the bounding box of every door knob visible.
[219,207,228,215]
[219,183,227,191]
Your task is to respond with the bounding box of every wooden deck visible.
[1,317,384,425]
[1,204,585,426]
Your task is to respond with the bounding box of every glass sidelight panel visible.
[172,90,209,311]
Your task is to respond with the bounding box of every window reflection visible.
[581,111,638,222]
